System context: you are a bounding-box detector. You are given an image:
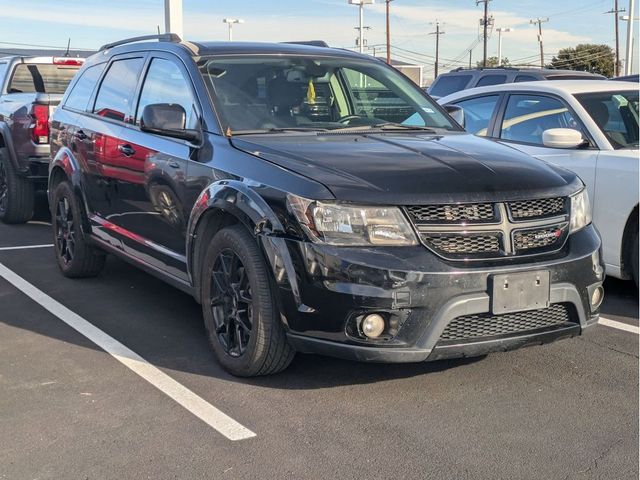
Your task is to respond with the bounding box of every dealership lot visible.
[1,200,638,480]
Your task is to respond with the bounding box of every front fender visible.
[187,180,303,313]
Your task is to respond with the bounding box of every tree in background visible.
[549,44,615,77]
[477,56,511,68]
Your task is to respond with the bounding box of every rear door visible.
[77,55,146,223]
[108,52,202,277]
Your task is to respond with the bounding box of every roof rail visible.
[99,33,182,52]
[283,40,329,48]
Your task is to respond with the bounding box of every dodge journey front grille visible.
[405,197,569,260]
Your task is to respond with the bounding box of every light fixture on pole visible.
[349,0,374,54]
[496,27,513,66]
[223,18,244,42]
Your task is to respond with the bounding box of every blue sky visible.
[2,0,637,76]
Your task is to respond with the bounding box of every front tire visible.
[201,225,294,376]
[0,147,34,224]
[51,181,105,278]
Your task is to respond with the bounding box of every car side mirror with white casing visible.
[542,128,587,149]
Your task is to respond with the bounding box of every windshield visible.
[575,90,639,149]
[198,55,456,133]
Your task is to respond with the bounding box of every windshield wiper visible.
[231,127,329,135]
[332,122,438,133]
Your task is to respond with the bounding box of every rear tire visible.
[51,181,105,278]
[0,147,34,224]
[201,225,294,377]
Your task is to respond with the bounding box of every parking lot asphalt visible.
[1,200,638,480]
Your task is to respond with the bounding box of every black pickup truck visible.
[0,56,83,223]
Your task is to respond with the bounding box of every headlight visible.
[287,194,418,246]
[569,188,592,234]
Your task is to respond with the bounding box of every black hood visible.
[231,132,582,204]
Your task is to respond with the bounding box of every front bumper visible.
[265,224,603,363]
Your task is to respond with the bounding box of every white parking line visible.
[598,316,640,335]
[0,244,53,251]
[0,262,256,441]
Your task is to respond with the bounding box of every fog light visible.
[591,286,604,309]
[362,314,385,339]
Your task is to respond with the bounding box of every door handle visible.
[118,144,136,156]
[168,160,180,169]
[74,130,87,140]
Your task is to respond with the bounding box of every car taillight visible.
[31,104,49,144]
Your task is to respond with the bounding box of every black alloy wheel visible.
[55,196,76,266]
[51,181,105,278]
[201,225,294,376]
[210,249,253,357]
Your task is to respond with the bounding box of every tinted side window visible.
[429,75,472,97]
[64,63,106,112]
[93,57,145,122]
[136,58,197,129]
[475,74,507,87]
[515,75,538,83]
[453,95,500,136]
[500,94,581,145]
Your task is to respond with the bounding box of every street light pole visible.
[496,27,513,66]
[223,18,244,41]
[625,0,636,75]
[164,0,183,38]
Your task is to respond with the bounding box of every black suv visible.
[428,67,605,99]
[49,35,604,376]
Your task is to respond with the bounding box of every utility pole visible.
[350,0,374,54]
[496,27,513,66]
[530,17,549,68]
[164,0,184,38]
[624,0,636,75]
[385,0,393,64]
[477,0,491,66]
[469,49,473,68]
[429,21,445,78]
[606,1,626,76]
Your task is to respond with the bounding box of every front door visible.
[105,54,202,278]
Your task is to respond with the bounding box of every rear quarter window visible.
[63,63,106,112]
[515,75,539,83]
[429,75,472,97]
[475,74,508,87]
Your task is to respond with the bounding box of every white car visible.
[437,80,639,283]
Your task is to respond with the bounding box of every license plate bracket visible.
[491,270,550,314]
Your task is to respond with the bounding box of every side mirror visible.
[444,104,465,127]
[140,103,201,142]
[542,128,587,149]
